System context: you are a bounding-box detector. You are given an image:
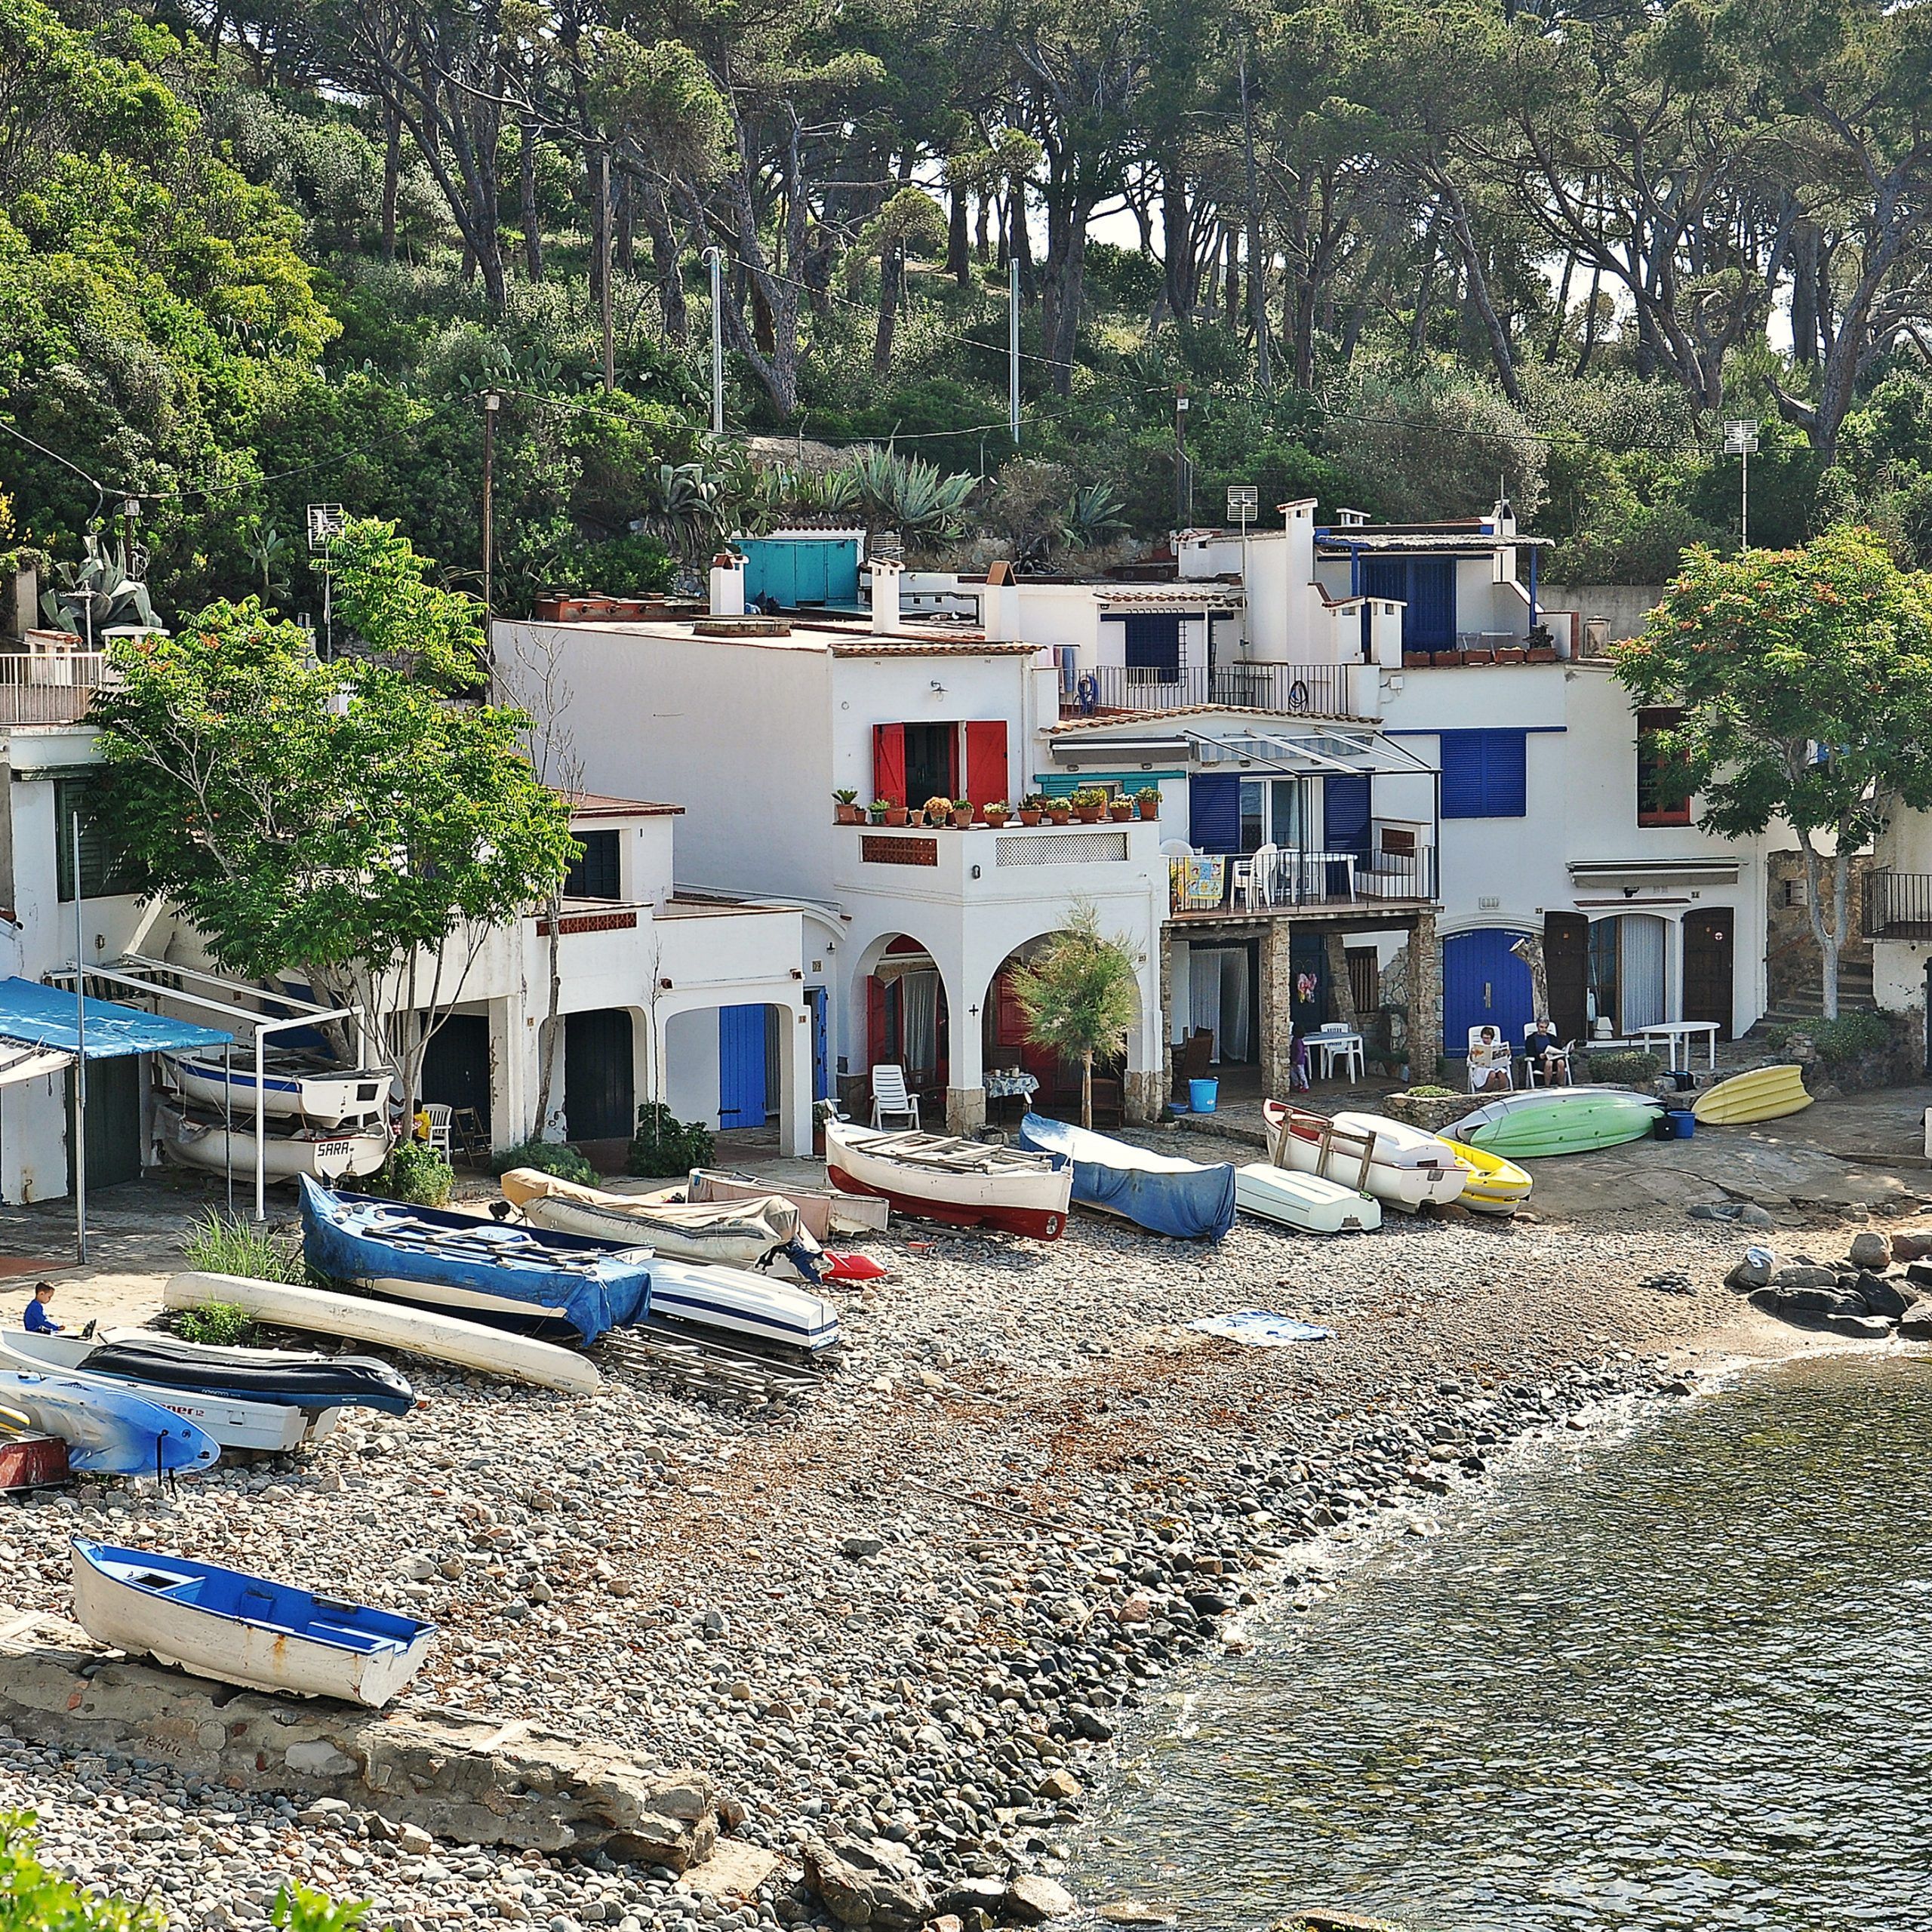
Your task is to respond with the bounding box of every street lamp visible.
[1723,418,1759,552]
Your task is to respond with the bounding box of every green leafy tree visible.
[325,515,488,691]
[1614,527,1932,1015]
[1011,898,1143,1129]
[93,580,575,1114]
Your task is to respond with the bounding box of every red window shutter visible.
[872,723,906,804]
[963,721,1008,808]
[867,975,888,1067]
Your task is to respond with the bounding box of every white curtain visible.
[1621,917,1667,1033]
[1220,950,1252,1061]
[1190,950,1223,1060]
[900,970,940,1076]
[1188,949,1251,1063]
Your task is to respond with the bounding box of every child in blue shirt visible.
[23,1282,61,1334]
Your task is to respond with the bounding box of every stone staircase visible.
[1759,956,1878,1028]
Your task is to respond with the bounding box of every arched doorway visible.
[858,936,949,1103]
[1589,914,1669,1036]
[983,934,1143,1125]
[1443,928,1536,1057]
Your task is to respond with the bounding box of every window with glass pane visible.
[1269,779,1304,850]
[56,780,147,903]
[1239,780,1268,853]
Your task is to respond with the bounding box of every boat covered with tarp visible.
[1017,1113,1235,1239]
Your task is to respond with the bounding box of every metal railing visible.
[1864,869,1932,937]
[0,651,112,724]
[1063,660,1361,719]
[1168,844,1437,917]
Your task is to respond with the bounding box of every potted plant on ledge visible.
[1107,794,1134,822]
[1135,786,1161,820]
[985,800,1011,826]
[883,797,909,827]
[1017,795,1045,826]
[1070,786,1109,823]
[834,789,863,824]
[1046,796,1073,825]
[922,794,955,826]
[950,797,975,827]
[867,798,890,826]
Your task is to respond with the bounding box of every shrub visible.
[180,1209,307,1285]
[371,1140,455,1207]
[174,1300,252,1346]
[1587,1048,1663,1084]
[1804,1010,1892,1067]
[1404,1084,1457,1099]
[491,1140,597,1186]
[627,1102,715,1178]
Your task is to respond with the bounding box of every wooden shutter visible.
[872,723,906,804]
[866,975,888,1069]
[1189,774,1242,854]
[1322,774,1372,854]
[963,721,1008,808]
[1439,730,1526,818]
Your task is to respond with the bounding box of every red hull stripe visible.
[827,1163,1065,1241]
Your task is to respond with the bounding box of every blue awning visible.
[0,976,235,1060]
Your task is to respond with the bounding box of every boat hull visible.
[165,1272,601,1394]
[71,1540,433,1706]
[1234,1163,1381,1233]
[1449,1089,1662,1157]
[1692,1064,1813,1125]
[0,1374,220,1477]
[1444,1140,1534,1213]
[1016,1113,1235,1239]
[0,1337,325,1451]
[643,1257,840,1352]
[165,1056,394,1129]
[688,1168,890,1237]
[160,1106,389,1183]
[823,1121,1071,1238]
[1263,1102,1466,1211]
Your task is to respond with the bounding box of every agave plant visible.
[1063,480,1128,552]
[632,460,734,559]
[40,534,161,638]
[836,445,977,540]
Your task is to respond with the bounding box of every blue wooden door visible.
[1407,558,1457,652]
[718,1004,768,1128]
[807,988,830,1101]
[1443,928,1535,1058]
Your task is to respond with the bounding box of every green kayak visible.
[1448,1088,1662,1159]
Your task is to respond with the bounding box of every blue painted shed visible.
[739,537,860,610]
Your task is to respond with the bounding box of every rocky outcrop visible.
[0,1607,720,1866]
[799,1835,934,1929]
[1731,1235,1925,1340]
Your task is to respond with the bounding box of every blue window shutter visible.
[1440,730,1526,818]
[1322,774,1372,854]
[1189,774,1242,854]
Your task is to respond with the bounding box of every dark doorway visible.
[902,724,956,808]
[421,1014,491,1133]
[1682,907,1735,1041]
[1544,912,1589,1048]
[67,1055,141,1192]
[565,1009,635,1140]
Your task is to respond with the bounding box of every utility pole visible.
[598,149,615,395]
[1724,418,1758,551]
[1241,51,1271,394]
[1174,389,1192,527]
[119,496,140,570]
[481,390,500,663]
[1009,258,1022,448]
[706,246,725,434]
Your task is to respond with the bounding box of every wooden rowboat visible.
[162,1052,394,1129]
[1234,1161,1382,1234]
[823,1119,1072,1239]
[1263,1101,1466,1212]
[158,1104,389,1184]
[71,1540,434,1706]
[688,1168,890,1237]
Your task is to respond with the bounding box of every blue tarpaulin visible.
[0,976,234,1059]
[1018,1112,1237,1240]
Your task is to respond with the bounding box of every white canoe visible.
[501,1168,824,1278]
[163,1272,601,1395]
[0,1333,330,1453]
[71,1540,434,1706]
[164,1053,395,1128]
[1235,1162,1383,1234]
[824,1119,1072,1238]
[688,1168,891,1237]
[1264,1100,1466,1212]
[159,1106,390,1183]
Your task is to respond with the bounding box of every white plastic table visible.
[1636,1020,1720,1071]
[1304,1028,1365,1083]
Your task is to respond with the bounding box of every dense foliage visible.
[8,0,1932,612]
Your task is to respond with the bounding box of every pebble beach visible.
[0,1158,1893,1932]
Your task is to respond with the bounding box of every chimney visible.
[869,558,903,635]
[709,550,746,617]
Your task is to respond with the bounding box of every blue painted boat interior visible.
[80,1542,429,1651]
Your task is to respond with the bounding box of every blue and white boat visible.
[300,1177,650,1343]
[164,1051,393,1129]
[0,1373,220,1476]
[1017,1113,1237,1240]
[70,1540,435,1706]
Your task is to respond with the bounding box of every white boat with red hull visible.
[823,1120,1072,1239]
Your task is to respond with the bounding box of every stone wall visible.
[1765,849,1874,1009]
[1407,911,1442,1084]
[1260,921,1294,1097]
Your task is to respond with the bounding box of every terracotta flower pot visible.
[1048,808,1072,826]
[1074,805,1104,823]
[835,804,862,824]
[951,807,973,828]
[1108,802,1134,821]
[884,805,909,827]
[1526,646,1558,663]
[1018,809,1043,826]
[1137,798,1159,820]
[985,809,1010,828]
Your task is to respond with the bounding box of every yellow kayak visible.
[0,1403,29,1436]
[1445,1140,1534,1214]
[1692,1063,1812,1125]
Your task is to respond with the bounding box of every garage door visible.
[1443,928,1535,1058]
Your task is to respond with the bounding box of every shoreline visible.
[0,1191,1921,1932]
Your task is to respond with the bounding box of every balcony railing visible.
[1169,845,1437,918]
[0,651,112,724]
[1865,869,1932,938]
[1063,661,1363,720]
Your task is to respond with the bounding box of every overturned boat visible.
[500,1168,827,1280]
[71,1540,434,1706]
[1017,1113,1235,1240]
[1233,1161,1381,1234]
[1263,1101,1466,1212]
[824,1119,1072,1238]
[1447,1087,1662,1157]
[158,1103,390,1185]
[0,1373,220,1477]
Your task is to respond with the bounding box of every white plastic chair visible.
[1521,1023,1574,1087]
[423,1103,454,1157]
[869,1064,921,1130]
[1466,1027,1514,1094]
[1250,841,1281,908]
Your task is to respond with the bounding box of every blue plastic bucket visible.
[1189,1077,1219,1115]
[1656,1109,1695,1140]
